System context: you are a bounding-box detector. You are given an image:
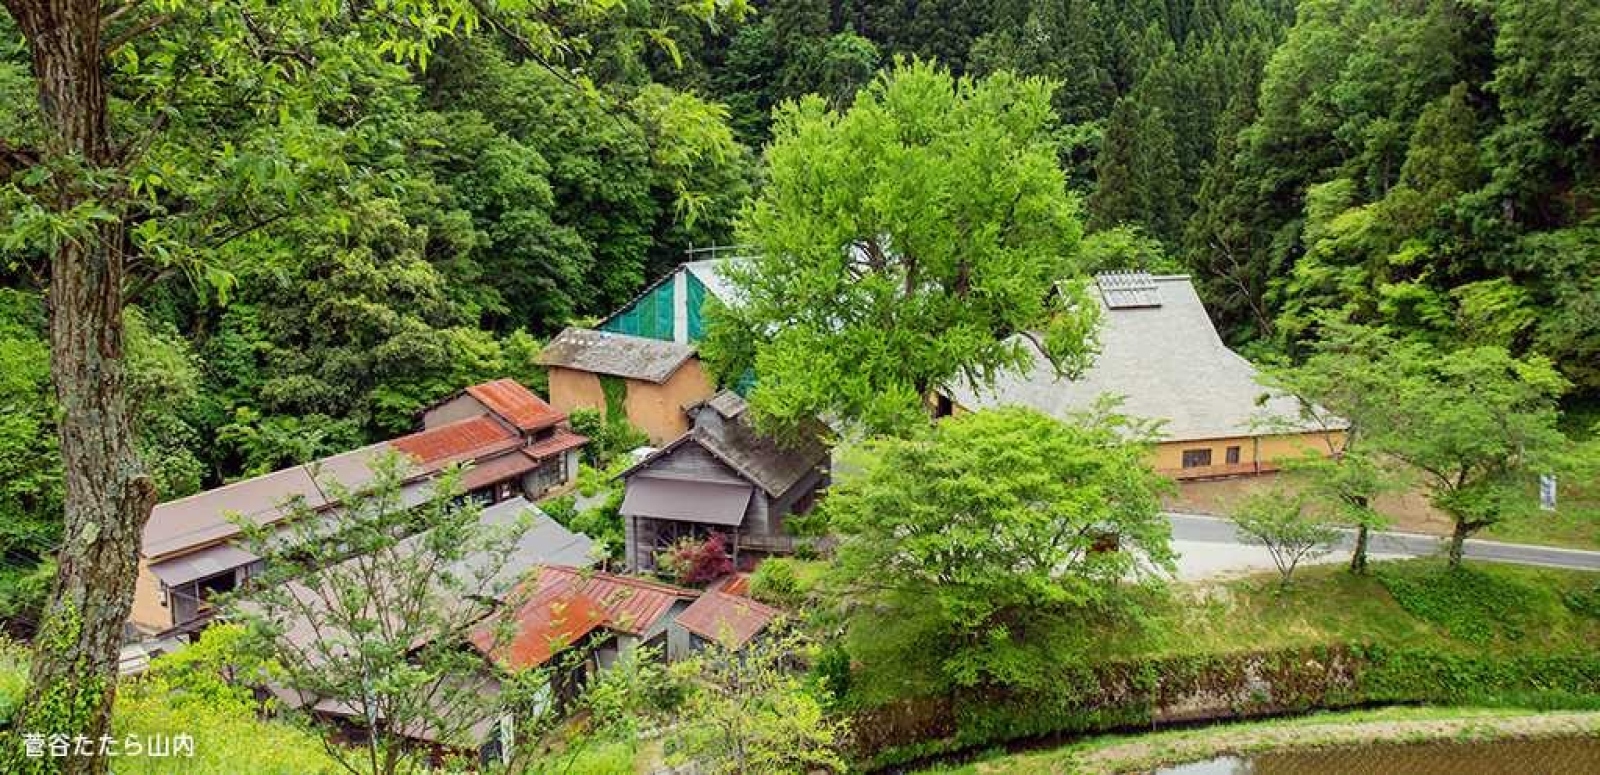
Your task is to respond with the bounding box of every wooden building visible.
[129,378,588,636]
[618,390,829,572]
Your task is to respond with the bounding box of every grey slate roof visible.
[536,327,697,383]
[945,275,1339,442]
[627,390,829,498]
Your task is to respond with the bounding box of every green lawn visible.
[1098,559,1600,660]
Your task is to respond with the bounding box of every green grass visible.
[1091,560,1600,660]
[1480,502,1600,551]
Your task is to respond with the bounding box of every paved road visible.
[1168,512,1600,573]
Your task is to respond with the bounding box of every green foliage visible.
[568,407,649,468]
[1182,0,1600,397]
[1076,225,1183,274]
[851,560,1600,765]
[1375,565,1551,646]
[568,463,628,561]
[1563,584,1600,621]
[1231,488,1340,587]
[665,631,850,775]
[748,557,801,607]
[704,60,1100,437]
[0,638,26,727]
[824,407,1172,697]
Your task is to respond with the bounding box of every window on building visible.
[1225,446,1241,465]
[1181,449,1212,468]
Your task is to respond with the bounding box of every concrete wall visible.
[422,393,491,430]
[1153,430,1344,480]
[546,362,715,445]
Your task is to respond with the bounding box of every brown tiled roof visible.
[466,378,564,432]
[468,585,609,670]
[389,416,520,469]
[144,379,564,561]
[529,566,695,636]
[713,572,752,598]
[675,590,780,648]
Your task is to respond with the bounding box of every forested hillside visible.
[2,0,1595,631]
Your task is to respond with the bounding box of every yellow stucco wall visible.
[129,558,171,634]
[1153,430,1345,479]
[547,366,606,417]
[622,361,715,444]
[546,360,715,445]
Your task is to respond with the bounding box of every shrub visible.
[542,494,578,526]
[656,534,734,586]
[749,557,801,606]
[0,638,27,727]
[1563,584,1600,620]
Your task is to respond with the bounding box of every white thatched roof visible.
[945,274,1339,442]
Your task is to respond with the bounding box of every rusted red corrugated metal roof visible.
[389,415,520,468]
[531,566,696,636]
[469,585,608,670]
[524,428,589,461]
[713,573,752,598]
[467,379,563,432]
[675,590,780,648]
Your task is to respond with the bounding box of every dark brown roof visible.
[145,380,567,560]
[641,390,829,498]
[536,327,697,383]
[675,590,780,648]
[466,378,564,432]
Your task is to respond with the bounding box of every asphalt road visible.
[1168,512,1600,572]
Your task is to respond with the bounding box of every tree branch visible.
[102,12,173,56]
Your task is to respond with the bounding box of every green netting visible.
[685,273,708,342]
[601,277,676,341]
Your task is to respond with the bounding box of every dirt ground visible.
[1059,711,1600,775]
[1164,472,1457,536]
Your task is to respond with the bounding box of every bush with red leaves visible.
[656,533,734,586]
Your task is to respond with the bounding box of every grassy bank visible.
[919,705,1600,774]
[855,559,1600,767]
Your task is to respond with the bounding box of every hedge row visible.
[853,643,1600,770]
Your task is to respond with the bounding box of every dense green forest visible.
[2,0,1596,631]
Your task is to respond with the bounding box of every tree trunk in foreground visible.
[5,2,157,773]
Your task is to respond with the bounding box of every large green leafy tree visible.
[820,407,1172,697]
[1333,328,1581,568]
[703,60,1100,437]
